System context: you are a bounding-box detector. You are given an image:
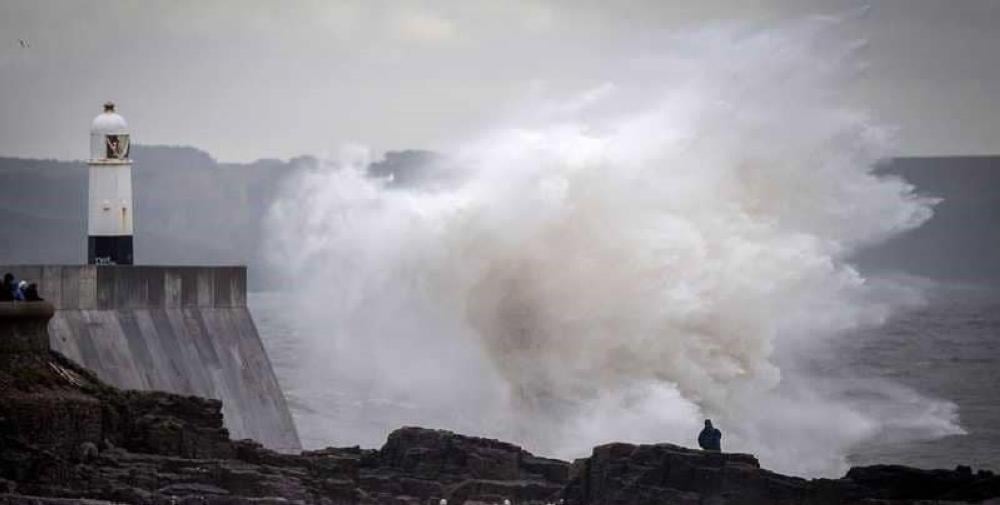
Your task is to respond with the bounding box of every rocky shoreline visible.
[1,303,998,504]
[2,350,998,504]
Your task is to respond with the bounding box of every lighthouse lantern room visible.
[88,102,134,265]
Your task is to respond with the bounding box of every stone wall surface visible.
[0,265,299,452]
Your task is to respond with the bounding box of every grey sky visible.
[1,0,997,162]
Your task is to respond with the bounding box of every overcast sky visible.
[1,0,997,162]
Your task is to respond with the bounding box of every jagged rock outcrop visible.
[1,303,998,504]
[3,349,998,505]
[368,426,567,504]
[564,442,808,505]
[0,351,234,460]
[564,441,1000,505]
[0,347,569,504]
[844,465,1000,503]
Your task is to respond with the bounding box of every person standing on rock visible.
[698,419,722,451]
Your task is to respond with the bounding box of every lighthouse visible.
[87,102,134,265]
[0,103,302,452]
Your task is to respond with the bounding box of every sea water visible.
[250,285,1000,473]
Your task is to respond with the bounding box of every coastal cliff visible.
[1,302,998,504]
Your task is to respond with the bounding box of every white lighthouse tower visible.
[87,102,133,265]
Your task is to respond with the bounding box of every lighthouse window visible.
[105,134,130,159]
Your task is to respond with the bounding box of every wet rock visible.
[562,440,1000,505]
[447,479,562,504]
[157,483,230,496]
[845,464,1000,502]
[75,443,98,464]
[379,427,569,486]
[568,441,809,505]
[2,348,998,504]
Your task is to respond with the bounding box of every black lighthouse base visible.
[88,235,133,265]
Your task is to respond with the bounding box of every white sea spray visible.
[264,18,961,476]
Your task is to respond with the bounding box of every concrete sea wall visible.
[0,265,301,452]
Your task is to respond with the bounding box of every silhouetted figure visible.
[0,273,16,302]
[698,419,722,451]
[24,283,43,302]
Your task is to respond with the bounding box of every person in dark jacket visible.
[0,273,15,301]
[698,419,722,451]
[24,283,43,302]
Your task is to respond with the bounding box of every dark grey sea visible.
[841,284,1000,472]
[250,284,1000,473]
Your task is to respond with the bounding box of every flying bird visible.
[18,39,29,48]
